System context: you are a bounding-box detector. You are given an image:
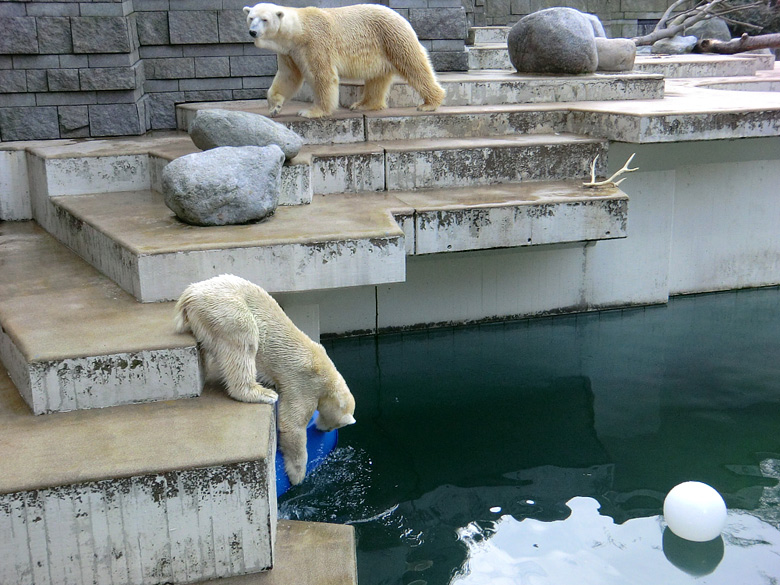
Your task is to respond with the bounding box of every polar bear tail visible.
[173,295,192,334]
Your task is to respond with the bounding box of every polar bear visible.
[243,2,446,118]
[174,274,356,485]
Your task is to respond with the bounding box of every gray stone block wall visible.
[468,0,674,37]
[1,0,468,141]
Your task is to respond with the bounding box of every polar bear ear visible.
[276,11,283,18]
[340,414,356,426]
[243,6,251,14]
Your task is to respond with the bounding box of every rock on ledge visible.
[189,108,303,160]
[162,145,284,226]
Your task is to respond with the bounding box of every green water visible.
[280,288,780,585]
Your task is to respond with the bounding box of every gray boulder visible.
[652,35,698,55]
[508,7,598,75]
[189,109,303,160]
[685,17,731,42]
[162,145,284,227]
[585,13,606,38]
[595,37,636,71]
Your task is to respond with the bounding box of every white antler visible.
[583,153,638,188]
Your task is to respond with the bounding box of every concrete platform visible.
[468,44,772,78]
[208,521,357,585]
[298,69,665,107]
[42,177,626,302]
[0,367,277,584]
[0,221,200,414]
[568,77,780,143]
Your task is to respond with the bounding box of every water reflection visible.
[454,497,779,585]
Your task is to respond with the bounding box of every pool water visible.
[279,288,780,585]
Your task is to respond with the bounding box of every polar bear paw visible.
[298,107,329,119]
[228,383,279,405]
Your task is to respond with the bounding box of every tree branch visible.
[695,31,780,53]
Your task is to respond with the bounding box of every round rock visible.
[685,17,731,42]
[189,108,303,160]
[652,35,698,55]
[508,7,598,75]
[595,37,636,71]
[162,145,284,227]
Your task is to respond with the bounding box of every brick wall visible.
[0,0,469,141]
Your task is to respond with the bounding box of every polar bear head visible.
[314,368,357,432]
[243,3,288,41]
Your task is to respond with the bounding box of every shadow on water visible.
[280,288,780,585]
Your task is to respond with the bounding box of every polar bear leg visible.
[277,396,312,484]
[215,339,279,405]
[350,74,393,111]
[268,55,304,116]
[299,55,339,118]
[392,50,445,111]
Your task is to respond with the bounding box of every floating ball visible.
[663,481,727,542]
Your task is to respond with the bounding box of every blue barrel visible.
[276,412,338,497]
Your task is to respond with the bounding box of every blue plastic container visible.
[275,412,338,497]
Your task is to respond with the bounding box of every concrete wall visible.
[0,0,468,141]
[275,136,780,336]
[469,0,674,37]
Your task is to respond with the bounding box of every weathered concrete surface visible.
[468,44,768,79]
[0,369,276,584]
[48,190,411,302]
[177,101,366,145]
[364,105,568,141]
[0,222,201,414]
[206,521,357,585]
[567,79,780,143]
[397,180,628,254]
[331,70,665,107]
[384,134,606,190]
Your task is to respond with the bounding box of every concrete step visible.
[41,179,627,303]
[178,100,571,145]
[21,134,313,207]
[0,366,277,584]
[467,44,771,78]
[299,70,664,108]
[294,133,606,194]
[208,521,357,585]
[45,190,411,302]
[0,222,201,415]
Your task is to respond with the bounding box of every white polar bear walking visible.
[174,274,356,485]
[243,2,446,118]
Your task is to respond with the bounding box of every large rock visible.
[189,109,303,160]
[652,35,698,55]
[162,145,284,226]
[595,37,636,71]
[685,17,731,42]
[508,7,598,75]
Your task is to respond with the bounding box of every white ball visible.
[663,481,727,542]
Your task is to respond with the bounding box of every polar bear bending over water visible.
[174,274,356,485]
[243,2,446,118]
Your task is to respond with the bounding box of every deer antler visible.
[583,153,638,188]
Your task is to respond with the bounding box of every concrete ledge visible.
[0,222,201,414]
[48,190,410,302]
[316,70,665,107]
[399,181,628,254]
[207,520,357,585]
[0,369,276,584]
